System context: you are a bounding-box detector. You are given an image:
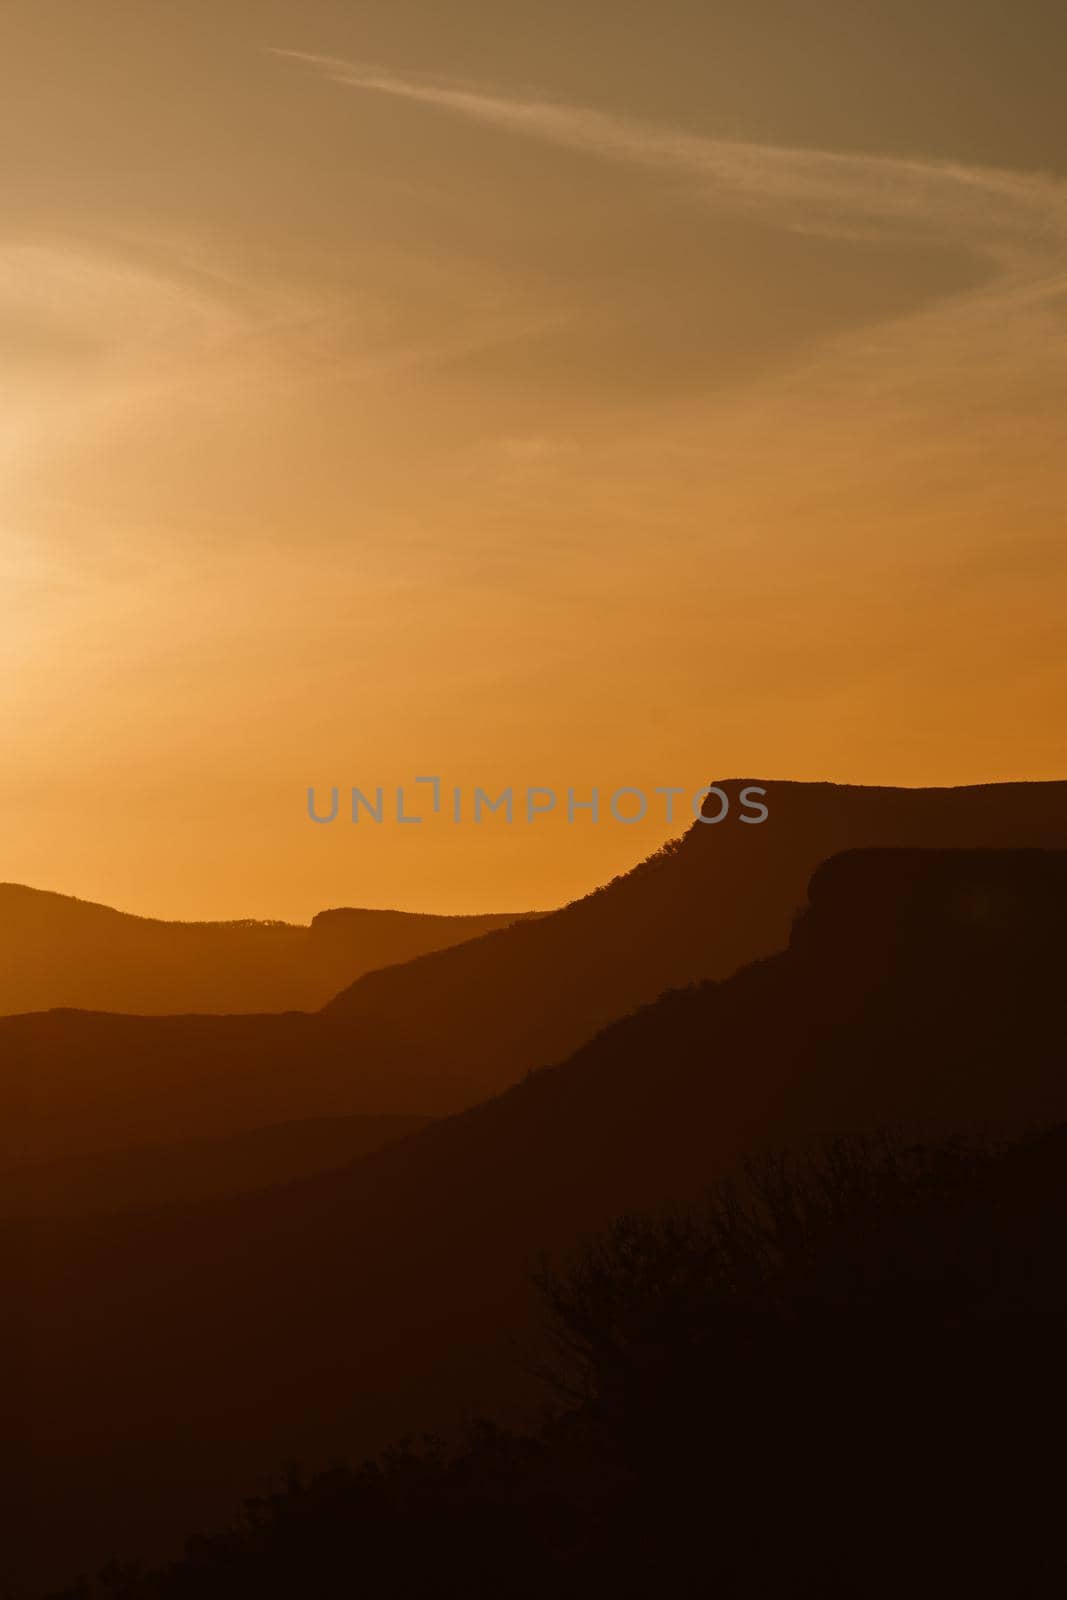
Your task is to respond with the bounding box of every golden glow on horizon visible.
[2,1,1066,921]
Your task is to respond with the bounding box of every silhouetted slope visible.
[0,883,532,1016]
[309,905,539,972]
[321,779,1067,1081]
[2,782,1064,1173]
[7,846,1067,1585]
[0,1112,429,1217]
[0,1009,444,1171]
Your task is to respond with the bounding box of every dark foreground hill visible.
[2,781,1065,1176]
[49,1126,1067,1600]
[7,846,1067,1587]
[0,884,533,1017]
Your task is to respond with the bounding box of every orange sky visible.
[3,1,1065,921]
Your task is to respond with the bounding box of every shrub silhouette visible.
[51,1130,1067,1599]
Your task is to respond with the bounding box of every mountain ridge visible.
[0,882,535,1017]
[2,781,1065,1177]
[8,842,1067,1585]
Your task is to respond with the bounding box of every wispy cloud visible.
[274,51,1067,281]
[273,48,1067,523]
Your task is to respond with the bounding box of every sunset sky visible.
[4,0,1065,920]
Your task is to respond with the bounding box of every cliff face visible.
[321,781,1067,1083]
[794,845,1067,960]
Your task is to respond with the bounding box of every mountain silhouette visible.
[0,1111,429,1217]
[0,883,534,1017]
[319,779,1067,1079]
[2,780,1064,1179]
[7,842,1067,1587]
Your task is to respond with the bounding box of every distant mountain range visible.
[0,884,535,1017]
[8,838,1066,1586]
[2,780,1064,1176]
